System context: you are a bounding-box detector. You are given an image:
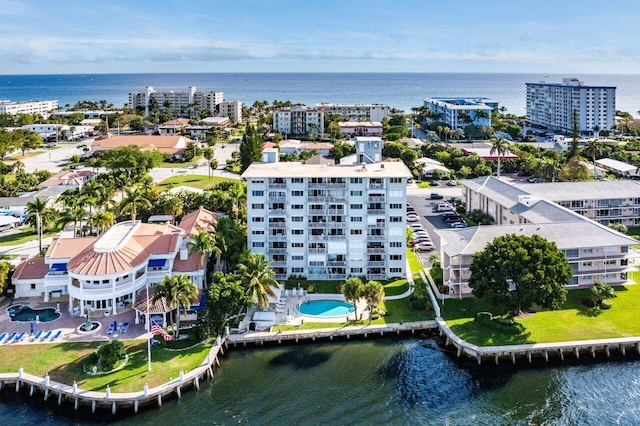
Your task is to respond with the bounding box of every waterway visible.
[2,337,640,425]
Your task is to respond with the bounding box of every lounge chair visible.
[14,332,25,342]
[43,330,52,340]
[0,333,6,343]
[5,332,16,343]
[107,321,117,334]
[121,322,130,334]
[33,330,43,340]
[52,330,62,340]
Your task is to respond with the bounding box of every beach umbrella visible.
[30,321,35,334]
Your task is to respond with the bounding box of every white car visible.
[406,214,420,222]
[409,224,425,231]
[415,241,435,251]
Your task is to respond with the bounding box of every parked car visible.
[436,203,454,212]
[528,177,543,183]
[447,180,458,187]
[69,164,85,170]
[409,224,425,231]
[449,221,467,228]
[407,178,414,184]
[406,214,420,222]
[442,211,459,218]
[429,180,439,186]
[444,215,463,223]
[415,241,435,251]
[430,193,444,200]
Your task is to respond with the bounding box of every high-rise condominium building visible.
[218,100,242,124]
[316,103,390,122]
[273,104,324,138]
[526,78,616,134]
[128,86,224,117]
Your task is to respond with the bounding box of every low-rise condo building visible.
[91,135,191,157]
[273,104,324,138]
[422,97,497,129]
[316,103,390,122]
[526,78,616,134]
[242,141,411,281]
[440,176,638,296]
[0,100,58,118]
[338,121,383,137]
[218,100,242,124]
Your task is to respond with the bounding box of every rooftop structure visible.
[526,78,616,134]
[595,158,639,177]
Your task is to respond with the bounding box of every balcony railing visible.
[327,260,347,267]
[327,274,347,280]
[367,274,386,280]
[327,235,347,241]
[268,234,287,241]
[268,183,287,189]
[368,183,384,190]
[267,248,287,254]
[367,209,386,215]
[367,261,386,267]
[327,222,347,228]
[268,197,287,203]
[308,222,328,228]
[368,196,386,202]
[368,223,386,229]
[367,235,385,241]
[308,235,327,241]
[367,248,385,254]
[308,247,327,254]
[268,222,287,228]
[270,261,287,267]
[308,196,328,202]
[327,208,345,215]
[268,209,287,215]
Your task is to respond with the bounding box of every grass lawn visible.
[0,227,60,247]
[0,340,212,392]
[442,283,640,346]
[155,174,236,191]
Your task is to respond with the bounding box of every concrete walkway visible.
[383,260,415,301]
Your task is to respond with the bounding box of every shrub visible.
[600,300,612,310]
[97,340,125,371]
[474,312,524,335]
[581,298,596,308]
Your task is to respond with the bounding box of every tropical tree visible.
[214,216,246,271]
[56,205,87,238]
[119,186,152,220]
[341,277,365,321]
[202,147,214,178]
[584,139,603,178]
[362,280,385,323]
[26,197,47,254]
[0,261,12,295]
[153,274,199,338]
[490,135,510,178]
[187,229,221,271]
[200,272,250,337]
[93,211,115,234]
[469,234,572,314]
[590,281,616,308]
[237,253,278,307]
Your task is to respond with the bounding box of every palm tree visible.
[544,160,562,183]
[428,253,441,269]
[187,230,221,273]
[341,277,364,321]
[584,139,603,178]
[56,205,87,238]
[93,211,115,234]
[153,274,199,338]
[119,187,152,220]
[362,280,384,324]
[202,147,214,179]
[237,253,278,307]
[26,197,47,254]
[490,136,510,178]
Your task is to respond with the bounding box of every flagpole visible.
[146,279,152,372]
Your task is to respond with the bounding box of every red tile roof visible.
[92,135,189,155]
[173,251,203,272]
[12,257,49,280]
[178,207,218,236]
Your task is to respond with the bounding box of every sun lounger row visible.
[284,288,307,297]
[0,329,61,343]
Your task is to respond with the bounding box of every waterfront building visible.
[218,100,242,124]
[422,97,497,129]
[526,78,616,134]
[316,103,390,122]
[273,104,324,138]
[337,121,383,137]
[128,86,224,117]
[0,100,58,118]
[11,209,217,314]
[440,176,639,295]
[242,141,411,281]
[91,134,191,157]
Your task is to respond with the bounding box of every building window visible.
[291,178,303,183]
[251,217,264,222]
[390,255,402,261]
[390,178,401,183]
[292,267,304,274]
[350,178,363,184]
[389,216,402,222]
[390,203,402,209]
[292,204,304,210]
[252,230,265,235]
[292,190,304,197]
[390,268,402,273]
[350,190,363,196]
[252,242,264,248]
[292,255,304,261]
[390,241,402,248]
[350,204,363,210]
[350,216,363,222]
[351,229,363,235]
[291,229,304,235]
[582,261,592,267]
[251,203,264,209]
[351,268,363,274]
[31,283,36,290]
[563,249,579,259]
[292,216,303,222]
[292,242,304,248]
[252,190,264,197]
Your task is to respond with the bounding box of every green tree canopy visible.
[341,277,365,320]
[199,272,250,337]
[0,261,12,295]
[469,234,572,314]
[98,145,163,184]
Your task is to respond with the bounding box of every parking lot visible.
[406,183,463,266]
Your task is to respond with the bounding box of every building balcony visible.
[327,235,347,241]
[308,235,327,241]
[268,197,287,203]
[308,221,328,228]
[367,223,386,229]
[267,183,287,189]
[268,209,287,215]
[308,196,328,202]
[367,261,386,267]
[368,183,385,190]
[327,274,347,280]
[327,261,347,267]
[308,247,327,254]
[267,248,287,254]
[268,222,287,228]
[327,222,347,229]
[368,196,386,202]
[268,234,287,241]
[367,235,385,241]
[69,275,146,300]
[367,248,385,254]
[308,208,327,214]
[327,208,346,215]
[367,209,386,215]
[270,261,287,267]
[367,273,387,280]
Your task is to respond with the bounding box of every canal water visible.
[2,337,640,425]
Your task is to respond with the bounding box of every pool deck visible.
[0,297,148,345]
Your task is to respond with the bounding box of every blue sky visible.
[1,0,638,74]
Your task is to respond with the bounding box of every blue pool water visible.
[298,300,355,317]
[9,307,60,323]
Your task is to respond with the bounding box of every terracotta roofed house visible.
[91,135,190,157]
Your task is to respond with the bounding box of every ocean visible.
[1,73,640,117]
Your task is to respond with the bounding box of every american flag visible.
[151,322,173,341]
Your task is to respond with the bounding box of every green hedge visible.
[474,312,525,335]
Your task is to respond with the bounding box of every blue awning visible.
[50,263,67,272]
[189,294,207,312]
[148,259,167,267]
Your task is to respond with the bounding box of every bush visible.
[581,298,596,308]
[97,340,125,371]
[474,312,524,335]
[600,300,612,310]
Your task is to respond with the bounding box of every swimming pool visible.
[298,300,355,317]
[9,306,60,323]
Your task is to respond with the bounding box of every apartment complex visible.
[242,142,411,281]
[273,104,324,138]
[316,103,390,122]
[128,86,224,117]
[518,180,640,227]
[218,100,242,124]
[526,78,616,134]
[338,121,383,137]
[0,100,58,118]
[439,176,638,296]
[422,97,497,129]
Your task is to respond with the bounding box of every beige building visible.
[218,100,242,124]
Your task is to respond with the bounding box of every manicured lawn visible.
[407,248,423,275]
[0,227,60,246]
[383,279,409,296]
[0,340,212,392]
[155,174,236,191]
[442,283,640,346]
[281,280,342,294]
